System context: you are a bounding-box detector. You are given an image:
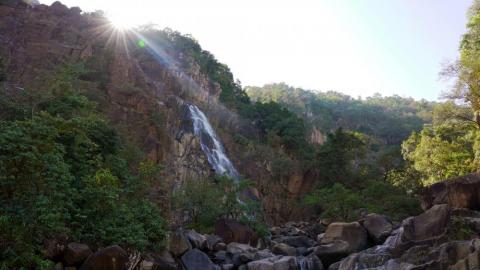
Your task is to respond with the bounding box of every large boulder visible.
[181,248,219,270]
[185,229,207,249]
[403,204,450,242]
[272,243,296,256]
[313,222,368,266]
[64,242,92,266]
[420,173,480,210]
[169,230,192,256]
[215,219,258,246]
[362,214,393,244]
[247,256,297,270]
[79,245,128,270]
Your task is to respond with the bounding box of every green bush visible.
[173,176,267,236]
[0,66,166,269]
[305,181,421,222]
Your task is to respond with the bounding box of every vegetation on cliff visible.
[0,64,166,269]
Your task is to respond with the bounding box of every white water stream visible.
[188,104,240,180]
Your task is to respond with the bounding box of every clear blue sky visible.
[42,0,472,100]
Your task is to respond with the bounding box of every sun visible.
[107,12,137,30]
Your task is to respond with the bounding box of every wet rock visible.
[169,230,192,256]
[79,245,128,270]
[272,243,296,256]
[181,248,219,270]
[215,219,258,246]
[363,213,393,244]
[64,243,92,266]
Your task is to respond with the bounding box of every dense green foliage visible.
[243,83,425,220]
[304,182,420,221]
[172,176,267,236]
[0,65,166,269]
[246,83,433,145]
[397,1,480,188]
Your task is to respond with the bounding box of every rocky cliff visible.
[0,0,314,223]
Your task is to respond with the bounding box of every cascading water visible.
[188,104,240,181]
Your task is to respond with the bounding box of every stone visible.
[255,249,275,260]
[272,243,296,256]
[247,256,297,270]
[362,213,393,244]
[168,230,192,256]
[221,264,234,270]
[64,242,92,266]
[215,242,227,251]
[181,248,219,270]
[403,204,450,242]
[226,242,257,254]
[206,234,223,250]
[151,250,178,270]
[275,235,317,248]
[42,238,65,260]
[138,260,153,270]
[215,219,258,246]
[185,229,207,249]
[232,252,255,266]
[314,222,368,266]
[297,254,324,270]
[79,245,128,270]
[420,173,480,210]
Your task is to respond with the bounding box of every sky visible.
[41,0,472,100]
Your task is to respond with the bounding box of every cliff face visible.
[0,0,314,224]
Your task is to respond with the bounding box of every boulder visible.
[185,229,207,249]
[232,252,255,266]
[169,230,192,256]
[247,256,297,270]
[362,214,393,244]
[420,173,480,210]
[181,248,219,270]
[79,245,128,270]
[150,250,178,270]
[42,238,65,260]
[272,243,296,256]
[226,242,257,254]
[215,219,258,246]
[206,235,223,250]
[274,236,316,248]
[403,204,450,242]
[64,243,92,266]
[314,222,368,266]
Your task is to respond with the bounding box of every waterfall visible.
[188,104,240,180]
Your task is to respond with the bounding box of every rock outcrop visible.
[420,173,480,211]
